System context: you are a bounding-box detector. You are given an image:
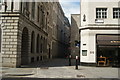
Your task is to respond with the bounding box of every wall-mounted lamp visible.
[83,14,86,22]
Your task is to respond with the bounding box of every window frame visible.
[82,50,87,56]
[96,8,107,19]
[113,8,120,19]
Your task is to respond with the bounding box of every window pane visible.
[82,50,87,56]
[96,8,107,19]
[113,8,120,19]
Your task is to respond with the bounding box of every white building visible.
[80,0,120,66]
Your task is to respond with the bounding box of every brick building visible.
[0,0,70,67]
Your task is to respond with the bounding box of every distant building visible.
[80,0,120,66]
[70,14,80,58]
[0,0,70,67]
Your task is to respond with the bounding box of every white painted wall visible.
[80,29,119,63]
[80,0,120,63]
[81,0,120,27]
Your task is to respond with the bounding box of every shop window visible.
[82,50,87,56]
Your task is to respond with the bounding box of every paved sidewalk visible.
[1,58,120,79]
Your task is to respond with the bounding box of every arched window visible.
[40,36,43,53]
[43,37,45,53]
[0,28,2,53]
[31,31,35,53]
[36,34,40,53]
[21,27,29,65]
[45,38,47,53]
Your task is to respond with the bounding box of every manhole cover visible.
[40,67,49,69]
[76,75,85,78]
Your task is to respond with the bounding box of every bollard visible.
[69,55,71,66]
[75,56,78,69]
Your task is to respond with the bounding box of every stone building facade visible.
[0,0,70,67]
[70,14,80,58]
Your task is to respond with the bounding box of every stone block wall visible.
[0,13,20,67]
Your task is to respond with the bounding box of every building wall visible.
[64,17,70,57]
[0,1,70,67]
[71,14,80,58]
[80,0,120,64]
[81,0,120,27]
[81,29,118,63]
[51,3,70,58]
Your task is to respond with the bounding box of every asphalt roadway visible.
[1,58,120,80]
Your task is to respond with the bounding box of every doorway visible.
[21,27,29,65]
[48,47,51,59]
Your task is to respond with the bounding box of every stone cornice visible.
[79,27,120,30]
[88,24,120,26]
[0,12,20,17]
[0,12,48,36]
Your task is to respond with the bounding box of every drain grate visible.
[76,74,85,78]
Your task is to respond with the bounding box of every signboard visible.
[82,50,87,56]
[95,19,104,23]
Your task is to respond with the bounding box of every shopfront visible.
[96,34,120,67]
[80,29,119,67]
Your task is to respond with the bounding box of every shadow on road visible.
[20,58,77,68]
[2,77,120,80]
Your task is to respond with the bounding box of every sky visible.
[59,0,80,23]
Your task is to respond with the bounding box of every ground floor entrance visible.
[21,27,29,65]
[96,34,120,67]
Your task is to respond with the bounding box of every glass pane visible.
[105,16,107,18]
[98,16,100,18]
[102,16,104,18]
[82,50,87,56]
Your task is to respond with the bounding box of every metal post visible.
[78,29,81,65]
[75,56,78,69]
[69,55,71,66]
